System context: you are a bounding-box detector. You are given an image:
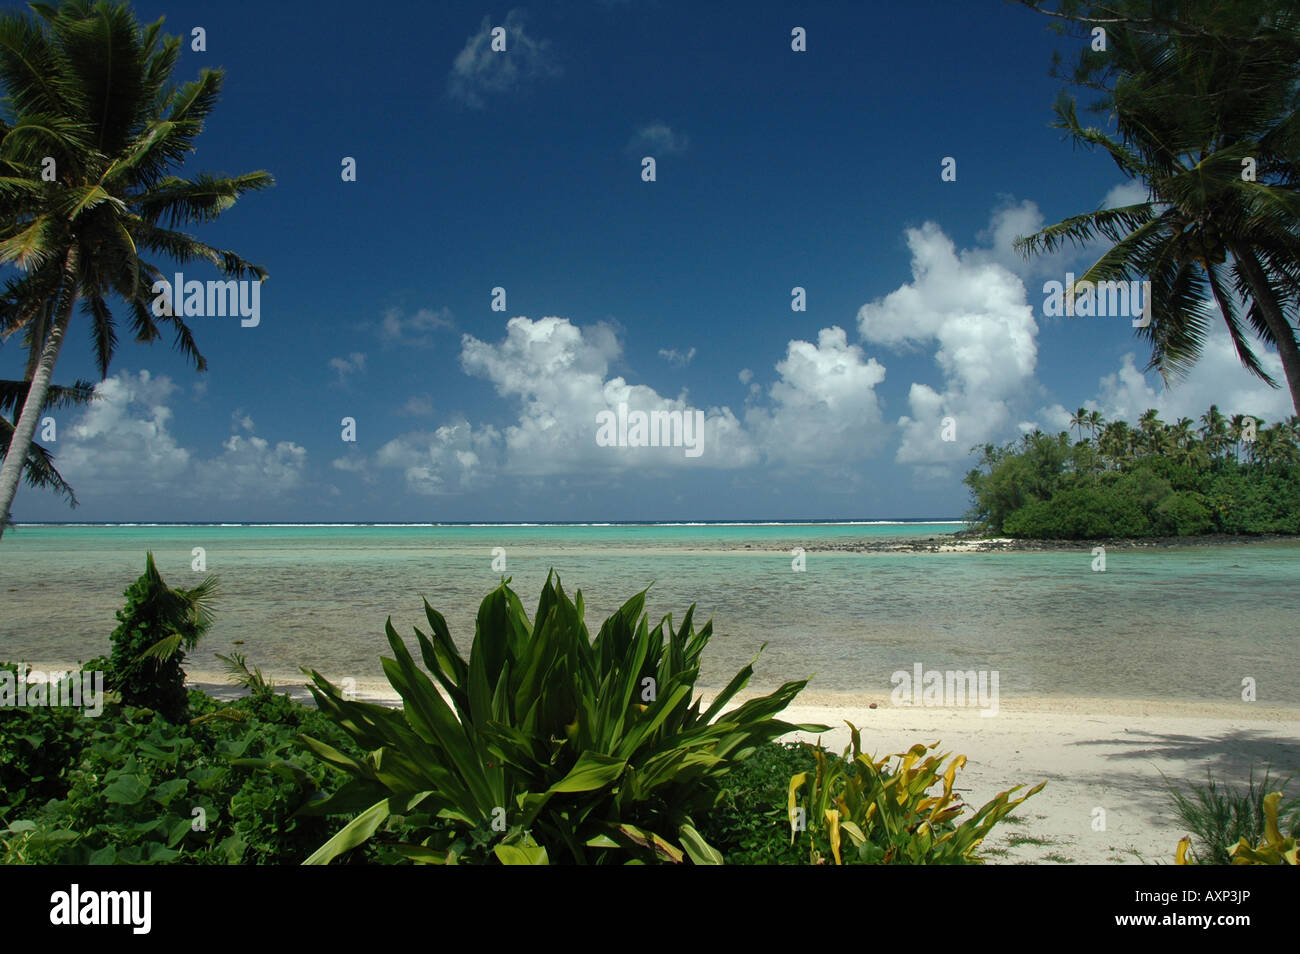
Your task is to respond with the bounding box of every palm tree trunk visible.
[1234,246,1300,416]
[0,247,79,539]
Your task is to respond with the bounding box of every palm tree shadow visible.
[1076,727,1300,773]
[1066,728,1300,826]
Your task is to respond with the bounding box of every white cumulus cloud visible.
[375,418,499,495]
[1094,325,1294,425]
[745,326,889,467]
[50,371,307,502]
[456,316,756,476]
[858,222,1039,468]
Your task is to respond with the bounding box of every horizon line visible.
[10,518,969,528]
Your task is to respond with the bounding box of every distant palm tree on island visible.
[966,404,1299,537]
[0,0,272,537]
[1015,1,1300,416]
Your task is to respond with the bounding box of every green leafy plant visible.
[1168,766,1300,865]
[215,651,276,702]
[301,574,825,865]
[0,663,92,822]
[104,552,217,722]
[698,740,829,864]
[1,684,364,865]
[1178,791,1300,866]
[1228,793,1300,865]
[789,724,1045,864]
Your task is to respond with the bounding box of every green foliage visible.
[215,650,277,704]
[788,726,1045,865]
[0,664,90,821]
[1229,793,1300,865]
[965,409,1300,537]
[1003,486,1150,538]
[0,673,363,865]
[105,552,217,722]
[1014,1,1300,412]
[1209,471,1300,533]
[302,574,825,865]
[697,741,827,864]
[1168,766,1300,865]
[1152,490,1214,536]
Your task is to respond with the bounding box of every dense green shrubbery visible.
[0,666,87,819]
[1003,486,1152,538]
[697,741,824,864]
[0,672,362,865]
[1208,472,1300,534]
[699,734,1044,865]
[965,410,1300,538]
[96,552,218,723]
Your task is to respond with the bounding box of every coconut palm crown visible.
[0,0,272,535]
[1015,1,1300,415]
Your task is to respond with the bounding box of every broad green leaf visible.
[494,841,549,865]
[103,774,149,805]
[303,799,390,865]
[547,752,627,793]
[678,824,723,865]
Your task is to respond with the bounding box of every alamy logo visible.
[890,663,999,717]
[595,402,705,458]
[1042,273,1151,327]
[0,665,103,717]
[151,272,261,327]
[49,884,151,934]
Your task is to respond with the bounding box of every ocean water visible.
[2,522,1298,706]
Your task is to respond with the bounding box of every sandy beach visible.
[777,698,1300,865]
[187,670,1300,866]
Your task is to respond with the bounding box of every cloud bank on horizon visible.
[42,196,1293,520]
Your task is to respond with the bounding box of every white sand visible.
[179,672,1300,865]
[774,696,1300,864]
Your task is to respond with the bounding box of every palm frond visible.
[1016,202,1156,258]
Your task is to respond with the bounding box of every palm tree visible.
[1137,408,1163,452]
[0,1,272,536]
[1282,414,1300,449]
[1069,406,1089,442]
[1253,425,1279,468]
[1086,409,1104,442]
[1199,404,1229,459]
[0,375,93,517]
[1150,425,1176,458]
[1272,424,1300,465]
[0,283,95,520]
[1015,2,1300,415]
[1171,433,1207,469]
[1099,419,1131,468]
[1228,413,1248,463]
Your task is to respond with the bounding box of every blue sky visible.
[4,0,1295,523]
